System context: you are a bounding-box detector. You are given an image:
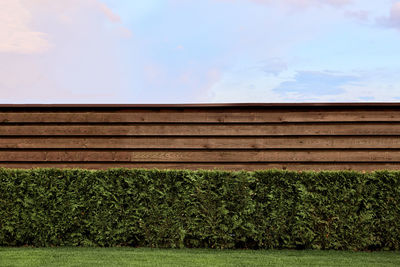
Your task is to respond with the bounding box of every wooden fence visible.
[1,103,400,171]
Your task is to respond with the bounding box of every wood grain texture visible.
[1,105,400,171]
[0,162,399,171]
[0,150,400,162]
[1,110,400,123]
[1,136,400,149]
[1,123,400,136]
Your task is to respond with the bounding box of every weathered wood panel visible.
[1,103,400,171]
[1,110,400,123]
[0,150,399,162]
[1,136,400,149]
[0,162,399,171]
[0,123,400,136]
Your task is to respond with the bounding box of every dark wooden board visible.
[2,110,400,123]
[1,105,400,171]
[1,162,399,171]
[0,150,400,162]
[1,123,400,136]
[0,136,400,149]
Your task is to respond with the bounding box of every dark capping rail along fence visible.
[2,103,400,171]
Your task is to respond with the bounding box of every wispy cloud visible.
[257,0,351,8]
[1,0,399,103]
[0,0,50,54]
[377,2,400,30]
[344,10,370,22]
[0,0,132,103]
[217,0,352,9]
[209,68,400,103]
[98,2,121,23]
[273,71,360,96]
[258,58,288,76]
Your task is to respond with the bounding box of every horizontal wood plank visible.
[0,136,400,149]
[1,123,400,136]
[1,107,400,171]
[1,110,400,123]
[0,162,399,171]
[1,150,400,162]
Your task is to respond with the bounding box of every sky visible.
[1,0,400,103]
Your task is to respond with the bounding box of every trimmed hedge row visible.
[0,168,400,250]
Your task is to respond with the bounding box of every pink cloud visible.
[216,0,352,8]
[0,0,131,103]
[378,2,400,30]
[0,0,50,54]
[23,0,125,25]
[0,0,129,55]
[138,60,223,103]
[98,2,121,23]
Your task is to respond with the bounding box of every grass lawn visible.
[1,248,400,267]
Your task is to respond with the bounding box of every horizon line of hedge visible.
[0,167,399,250]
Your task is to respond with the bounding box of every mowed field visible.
[1,248,400,267]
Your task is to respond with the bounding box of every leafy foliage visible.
[0,168,399,250]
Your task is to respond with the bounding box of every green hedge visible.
[0,168,400,250]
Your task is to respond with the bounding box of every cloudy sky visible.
[1,0,400,103]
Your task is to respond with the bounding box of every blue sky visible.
[1,0,400,103]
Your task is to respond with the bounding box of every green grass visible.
[1,248,400,267]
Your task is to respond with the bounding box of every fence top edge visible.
[1,102,400,109]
